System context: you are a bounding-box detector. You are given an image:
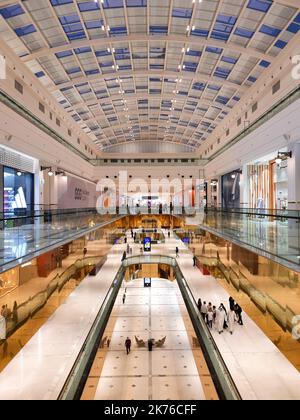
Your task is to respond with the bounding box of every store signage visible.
[74,187,90,202]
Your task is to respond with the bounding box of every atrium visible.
[0,0,300,403]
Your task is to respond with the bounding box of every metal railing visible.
[58,264,125,400]
[121,255,240,400]
[58,254,241,400]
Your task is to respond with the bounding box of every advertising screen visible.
[144,278,152,288]
[144,237,151,252]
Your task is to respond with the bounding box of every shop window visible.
[14,80,23,94]
[252,102,258,113]
[273,80,281,94]
[56,118,60,127]
[226,129,230,136]
[3,166,34,217]
[68,129,72,136]
[49,112,53,120]
[237,118,242,127]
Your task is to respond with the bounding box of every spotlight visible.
[17,171,22,177]
[48,170,54,177]
[275,151,292,165]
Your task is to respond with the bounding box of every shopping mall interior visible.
[0,0,300,402]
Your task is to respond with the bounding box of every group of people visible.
[125,337,154,354]
[198,296,243,335]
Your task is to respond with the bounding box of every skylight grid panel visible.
[171,21,191,35]
[250,34,274,52]
[21,35,45,52]
[266,3,296,25]
[87,29,107,39]
[219,4,243,20]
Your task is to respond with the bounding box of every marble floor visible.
[86,278,206,401]
[0,228,300,400]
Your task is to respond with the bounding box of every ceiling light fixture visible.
[275,151,292,164]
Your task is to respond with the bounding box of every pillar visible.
[288,142,300,211]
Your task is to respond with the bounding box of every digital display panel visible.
[144,237,151,252]
[144,278,152,288]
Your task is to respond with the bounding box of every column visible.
[288,143,300,211]
[288,143,300,259]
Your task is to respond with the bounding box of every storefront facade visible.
[0,146,38,217]
[221,170,242,208]
[243,151,289,210]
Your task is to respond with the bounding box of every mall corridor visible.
[1,0,300,403]
[87,277,206,401]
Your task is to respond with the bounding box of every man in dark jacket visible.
[125,337,132,355]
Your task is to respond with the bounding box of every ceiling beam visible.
[22,34,272,64]
[273,0,300,8]
[49,69,246,93]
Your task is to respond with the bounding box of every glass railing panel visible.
[194,208,300,271]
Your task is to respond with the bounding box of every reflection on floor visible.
[0,239,111,373]
[82,278,210,401]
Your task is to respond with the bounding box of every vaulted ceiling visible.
[0,0,299,153]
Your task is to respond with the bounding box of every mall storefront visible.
[1,165,35,217]
[219,150,289,210]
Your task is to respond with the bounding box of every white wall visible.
[57,174,97,209]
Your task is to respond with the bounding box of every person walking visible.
[228,309,236,335]
[200,301,208,321]
[235,303,244,326]
[83,247,88,258]
[127,243,130,254]
[124,236,127,244]
[219,304,228,330]
[193,255,197,267]
[125,337,132,355]
[122,251,127,261]
[148,339,154,352]
[176,247,179,258]
[123,293,126,304]
[229,297,235,311]
[107,338,111,348]
[168,231,171,239]
[217,306,226,334]
[207,310,214,329]
[213,306,217,324]
[197,298,202,312]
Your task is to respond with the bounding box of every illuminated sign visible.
[144,278,152,288]
[144,237,151,252]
